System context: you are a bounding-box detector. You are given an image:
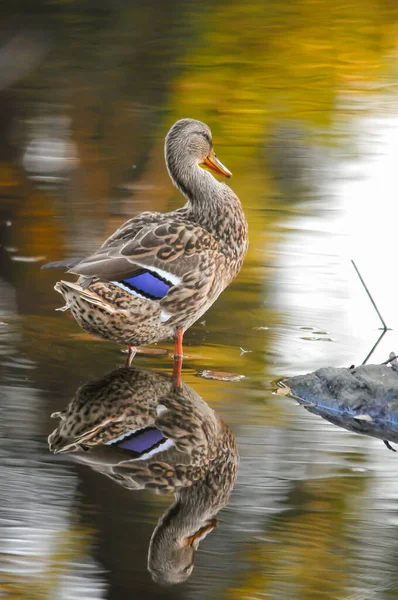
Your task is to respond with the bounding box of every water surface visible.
[1,1,398,598]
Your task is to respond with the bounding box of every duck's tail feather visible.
[41,258,83,270]
[54,280,118,313]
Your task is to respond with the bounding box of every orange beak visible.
[202,150,232,178]
[186,518,219,549]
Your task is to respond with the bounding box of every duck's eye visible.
[200,131,212,146]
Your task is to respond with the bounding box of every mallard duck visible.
[48,365,238,585]
[42,118,248,363]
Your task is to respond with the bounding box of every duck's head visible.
[148,502,219,585]
[165,118,232,179]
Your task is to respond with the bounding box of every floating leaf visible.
[120,347,168,356]
[300,336,335,342]
[197,370,245,382]
[136,347,169,356]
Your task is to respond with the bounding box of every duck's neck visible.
[166,150,246,241]
[166,149,221,207]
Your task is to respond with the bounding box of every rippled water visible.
[1,1,398,598]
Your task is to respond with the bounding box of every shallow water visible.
[1,1,398,598]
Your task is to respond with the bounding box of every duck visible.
[48,365,239,585]
[42,118,248,364]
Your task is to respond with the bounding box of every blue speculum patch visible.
[122,271,171,299]
[114,427,165,454]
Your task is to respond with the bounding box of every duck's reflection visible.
[48,366,238,585]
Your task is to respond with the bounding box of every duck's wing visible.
[41,258,84,270]
[48,366,174,453]
[41,210,176,272]
[99,210,170,248]
[68,215,219,288]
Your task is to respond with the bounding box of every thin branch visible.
[361,329,387,366]
[351,259,388,332]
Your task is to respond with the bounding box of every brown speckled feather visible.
[69,216,217,282]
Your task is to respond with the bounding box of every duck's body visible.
[44,119,248,352]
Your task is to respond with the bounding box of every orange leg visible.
[125,345,137,367]
[172,328,184,387]
[173,354,183,388]
[173,328,183,359]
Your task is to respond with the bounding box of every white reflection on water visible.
[273,103,398,374]
[0,439,107,599]
[0,323,107,599]
[263,104,398,598]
